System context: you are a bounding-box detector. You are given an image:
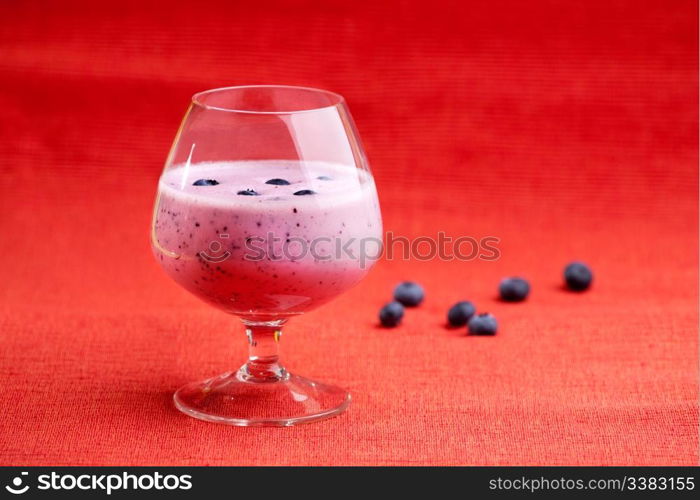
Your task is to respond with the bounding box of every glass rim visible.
[191,85,346,115]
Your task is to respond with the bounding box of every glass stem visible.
[239,319,287,382]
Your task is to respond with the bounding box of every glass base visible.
[173,369,351,426]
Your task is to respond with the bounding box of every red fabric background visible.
[0,0,697,465]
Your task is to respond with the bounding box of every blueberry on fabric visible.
[237,189,259,196]
[499,277,530,302]
[393,282,424,307]
[564,262,593,291]
[468,313,498,335]
[192,179,219,186]
[379,301,404,327]
[293,189,316,196]
[265,178,291,185]
[447,301,476,327]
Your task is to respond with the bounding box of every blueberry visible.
[379,301,404,327]
[564,262,593,291]
[393,282,424,307]
[447,301,476,326]
[237,189,259,196]
[192,179,219,186]
[293,189,316,196]
[468,313,498,335]
[317,175,332,181]
[266,178,290,185]
[499,277,530,302]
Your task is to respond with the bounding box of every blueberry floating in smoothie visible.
[499,277,530,302]
[293,189,316,196]
[564,262,593,291]
[447,301,476,326]
[379,301,404,327]
[237,189,259,196]
[317,175,332,181]
[266,178,291,185]
[468,313,498,335]
[192,179,219,186]
[394,281,424,307]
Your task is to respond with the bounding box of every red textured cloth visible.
[0,0,697,465]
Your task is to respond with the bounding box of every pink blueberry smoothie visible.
[152,160,382,318]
